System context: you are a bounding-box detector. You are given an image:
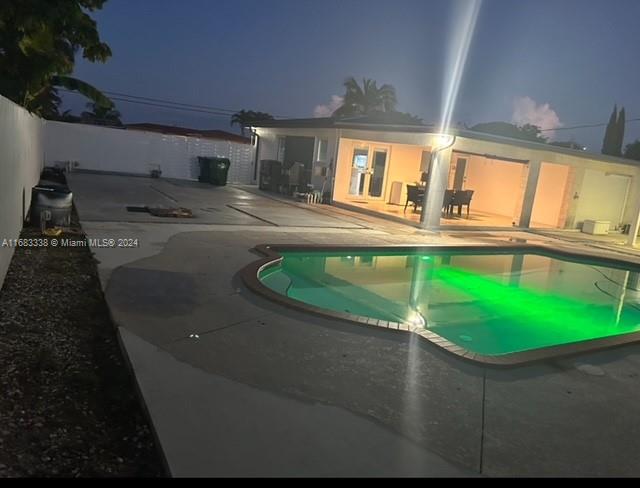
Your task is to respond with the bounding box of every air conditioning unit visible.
[582,220,610,235]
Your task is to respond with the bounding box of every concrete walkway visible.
[68,172,640,477]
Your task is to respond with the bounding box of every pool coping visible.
[240,242,640,366]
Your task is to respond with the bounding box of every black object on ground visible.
[258,159,283,192]
[197,157,211,183]
[126,206,150,213]
[31,185,73,228]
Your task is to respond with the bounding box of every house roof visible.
[253,117,640,167]
[125,123,251,144]
[252,115,432,132]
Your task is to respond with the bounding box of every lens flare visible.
[439,0,482,134]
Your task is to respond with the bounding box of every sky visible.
[66,0,640,151]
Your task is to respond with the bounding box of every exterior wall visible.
[334,131,440,206]
[333,138,357,202]
[452,135,640,229]
[572,169,631,229]
[332,137,424,204]
[44,121,256,184]
[456,154,527,221]
[0,95,44,286]
[530,162,571,227]
[382,144,424,203]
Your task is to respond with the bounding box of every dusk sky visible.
[65,0,640,151]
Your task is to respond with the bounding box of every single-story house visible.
[252,115,640,244]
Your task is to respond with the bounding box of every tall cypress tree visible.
[615,107,626,156]
[602,104,618,155]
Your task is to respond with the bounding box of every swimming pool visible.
[244,245,640,365]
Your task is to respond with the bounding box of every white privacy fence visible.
[43,121,256,183]
[0,95,44,285]
[0,93,257,288]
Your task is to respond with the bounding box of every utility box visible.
[582,220,610,235]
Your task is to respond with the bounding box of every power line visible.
[101,90,240,114]
[58,89,238,118]
[107,95,237,117]
[539,118,640,132]
[57,88,289,118]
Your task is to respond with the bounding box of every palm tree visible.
[332,77,397,117]
[230,109,274,136]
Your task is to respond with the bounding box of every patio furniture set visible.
[404,184,474,218]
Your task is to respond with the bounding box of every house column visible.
[518,158,541,228]
[626,195,640,246]
[420,147,453,228]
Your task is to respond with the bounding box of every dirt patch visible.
[0,212,164,477]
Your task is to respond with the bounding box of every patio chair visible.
[442,189,456,216]
[404,184,425,213]
[450,189,474,217]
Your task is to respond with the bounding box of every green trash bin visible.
[209,157,231,186]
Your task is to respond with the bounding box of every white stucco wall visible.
[0,95,44,285]
[44,121,256,184]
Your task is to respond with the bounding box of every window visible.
[317,138,328,161]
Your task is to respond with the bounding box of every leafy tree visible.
[81,101,121,125]
[0,0,112,115]
[624,140,640,161]
[470,121,547,143]
[602,104,623,156]
[332,77,397,117]
[230,110,274,136]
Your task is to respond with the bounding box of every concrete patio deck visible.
[68,172,640,477]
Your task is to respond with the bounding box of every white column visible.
[627,195,640,246]
[420,147,453,228]
[518,159,541,228]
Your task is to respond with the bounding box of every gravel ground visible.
[0,213,164,477]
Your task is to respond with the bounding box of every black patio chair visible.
[450,189,474,217]
[442,189,456,216]
[404,184,425,213]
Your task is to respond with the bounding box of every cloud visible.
[511,96,562,137]
[313,95,343,118]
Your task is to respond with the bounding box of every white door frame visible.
[345,142,391,201]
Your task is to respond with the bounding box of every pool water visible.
[258,249,640,356]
